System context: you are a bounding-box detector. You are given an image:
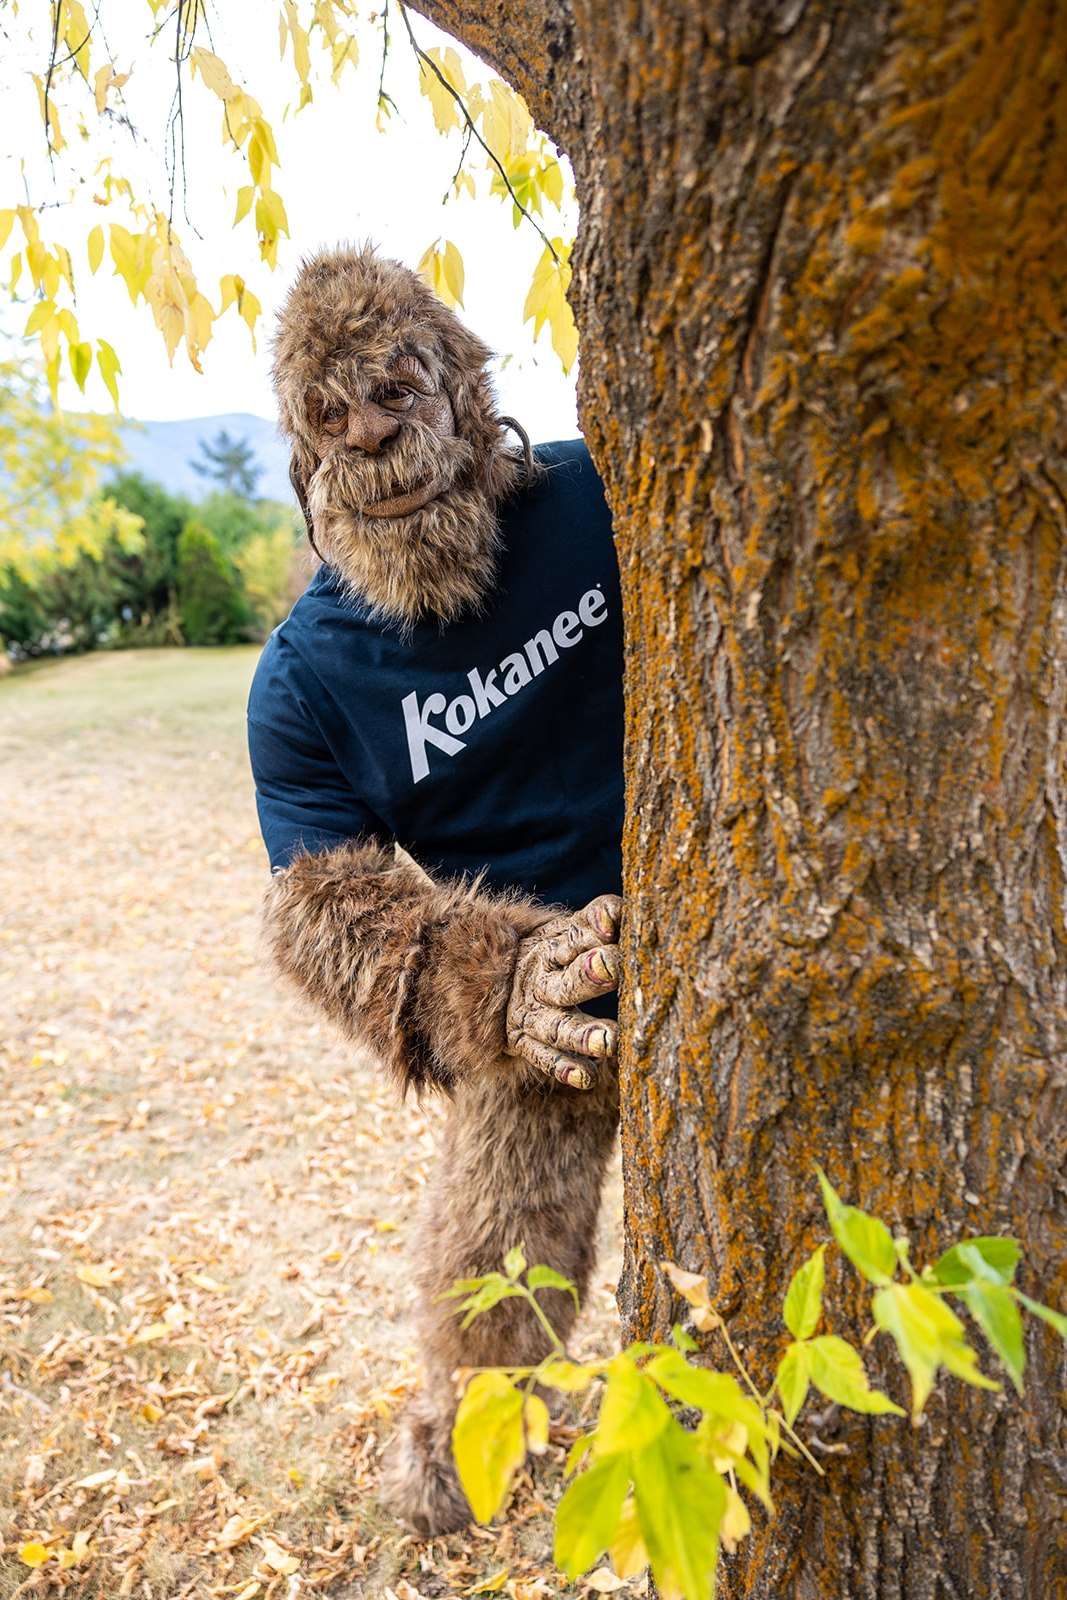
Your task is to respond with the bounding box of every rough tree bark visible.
[415,2,1066,1593]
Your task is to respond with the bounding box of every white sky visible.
[0,1,580,441]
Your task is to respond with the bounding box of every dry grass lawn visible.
[0,648,625,1600]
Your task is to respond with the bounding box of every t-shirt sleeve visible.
[247,640,389,871]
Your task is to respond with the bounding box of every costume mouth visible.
[361,474,447,519]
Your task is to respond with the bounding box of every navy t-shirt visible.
[247,439,624,911]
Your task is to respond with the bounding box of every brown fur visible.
[265,840,550,1095]
[381,1066,620,1534]
[271,244,529,629]
[263,245,617,1536]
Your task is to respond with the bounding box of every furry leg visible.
[379,1069,619,1536]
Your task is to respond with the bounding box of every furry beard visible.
[307,420,505,633]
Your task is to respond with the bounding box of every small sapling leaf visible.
[873,1282,998,1417]
[503,1243,526,1280]
[783,1244,827,1339]
[775,1341,811,1427]
[595,1358,672,1456]
[931,1237,1021,1288]
[815,1166,897,1286]
[960,1280,1025,1394]
[807,1335,904,1415]
[452,1371,526,1523]
[633,1426,725,1600]
[1015,1292,1067,1340]
[554,1453,631,1577]
[609,1494,649,1580]
[527,1263,579,1310]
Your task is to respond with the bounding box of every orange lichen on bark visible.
[578,0,1067,1591]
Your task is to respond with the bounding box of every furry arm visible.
[264,838,553,1094]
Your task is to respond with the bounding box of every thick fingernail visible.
[585,949,616,986]
[593,903,616,938]
[583,1025,613,1057]
[557,1061,593,1090]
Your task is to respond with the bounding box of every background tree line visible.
[0,362,301,659]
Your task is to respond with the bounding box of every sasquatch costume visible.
[249,245,624,1536]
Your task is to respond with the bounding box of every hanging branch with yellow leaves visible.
[4,0,580,418]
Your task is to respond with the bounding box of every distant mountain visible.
[113,413,292,504]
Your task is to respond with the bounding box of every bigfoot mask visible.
[271,245,529,629]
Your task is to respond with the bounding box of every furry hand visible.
[505,894,622,1089]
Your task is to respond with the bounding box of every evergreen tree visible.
[189,428,263,499]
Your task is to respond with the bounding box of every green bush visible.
[176,520,251,646]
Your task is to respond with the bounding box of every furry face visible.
[271,244,530,629]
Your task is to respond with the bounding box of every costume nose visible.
[346,402,400,454]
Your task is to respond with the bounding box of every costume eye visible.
[378,385,416,412]
[321,404,346,430]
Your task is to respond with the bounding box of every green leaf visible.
[872,1282,998,1417]
[503,1243,526,1280]
[437,1272,524,1327]
[595,1357,671,1457]
[452,1371,525,1523]
[960,1281,1025,1394]
[1015,1291,1067,1340]
[775,1341,811,1427]
[633,1424,725,1600]
[816,1166,897,1286]
[671,1323,699,1353]
[542,1357,597,1394]
[783,1245,826,1340]
[808,1335,905,1416]
[554,1453,631,1578]
[645,1349,762,1430]
[527,1263,579,1311]
[931,1237,1021,1288]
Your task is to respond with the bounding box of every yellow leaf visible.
[585,1571,628,1593]
[190,45,237,101]
[524,1392,550,1455]
[133,1320,169,1343]
[70,341,93,392]
[287,1466,304,1486]
[282,0,311,89]
[16,1285,53,1304]
[18,1542,50,1568]
[58,1547,79,1568]
[97,339,121,408]
[189,1272,226,1292]
[721,1485,751,1553]
[139,1401,164,1422]
[467,1570,509,1594]
[330,34,358,84]
[0,208,15,251]
[88,224,104,274]
[609,1494,648,1580]
[77,1262,121,1288]
[480,79,533,165]
[452,1371,526,1523]
[217,1513,269,1549]
[522,241,577,373]
[234,186,254,225]
[75,1468,117,1488]
[71,1530,91,1560]
[94,64,111,113]
[418,47,466,136]
[64,0,91,78]
[257,1535,299,1575]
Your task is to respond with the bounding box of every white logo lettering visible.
[403,586,608,783]
[402,689,466,783]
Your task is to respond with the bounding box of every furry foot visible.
[379,1396,472,1537]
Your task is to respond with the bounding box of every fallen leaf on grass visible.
[15,1284,54,1304]
[77,1263,122,1287]
[19,1541,51,1567]
[466,1571,509,1594]
[585,1570,629,1592]
[75,1468,117,1488]
[216,1512,271,1549]
[256,1535,299,1575]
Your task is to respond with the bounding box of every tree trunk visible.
[417,1,1067,1593]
